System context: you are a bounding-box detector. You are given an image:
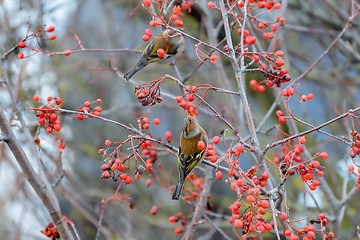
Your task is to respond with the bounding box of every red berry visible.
[274,3,281,9]
[191,86,198,93]
[169,216,177,223]
[102,171,111,178]
[149,20,156,27]
[150,205,158,215]
[18,41,26,48]
[76,114,84,121]
[238,1,244,7]
[187,94,195,102]
[212,136,220,144]
[157,48,165,58]
[275,50,284,57]
[124,176,132,184]
[47,25,55,32]
[287,87,295,96]
[209,156,217,163]
[176,96,183,102]
[64,49,71,56]
[299,136,306,144]
[215,171,223,179]
[143,0,151,7]
[53,124,61,131]
[208,1,214,8]
[33,94,40,101]
[49,34,56,40]
[142,35,150,42]
[279,212,287,220]
[105,139,111,146]
[154,118,160,125]
[246,195,255,203]
[84,101,91,107]
[50,113,57,121]
[197,141,206,150]
[278,117,286,124]
[236,145,244,153]
[146,179,152,187]
[320,152,328,159]
[38,118,45,125]
[249,80,258,87]
[92,106,101,112]
[145,28,152,36]
[142,117,150,123]
[18,52,24,59]
[165,131,172,139]
[174,227,183,234]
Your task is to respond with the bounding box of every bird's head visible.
[182,116,199,137]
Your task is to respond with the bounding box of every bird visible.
[123,29,184,80]
[172,116,208,200]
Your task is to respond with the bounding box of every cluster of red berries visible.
[350,129,360,158]
[175,85,199,116]
[348,165,360,190]
[40,216,72,240]
[33,95,62,133]
[145,3,185,27]
[280,150,327,191]
[229,190,273,234]
[135,83,163,106]
[168,212,188,235]
[100,151,133,184]
[75,99,102,120]
[17,25,56,59]
[138,117,160,130]
[249,79,266,92]
[261,64,291,88]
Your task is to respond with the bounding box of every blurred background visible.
[1,0,360,239]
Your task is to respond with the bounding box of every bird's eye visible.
[189,120,192,123]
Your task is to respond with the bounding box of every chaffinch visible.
[124,29,184,80]
[172,116,208,200]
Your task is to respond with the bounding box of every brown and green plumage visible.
[172,116,208,200]
[124,29,184,80]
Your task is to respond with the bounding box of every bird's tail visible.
[123,65,145,81]
[172,182,184,200]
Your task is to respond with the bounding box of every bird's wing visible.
[177,134,207,183]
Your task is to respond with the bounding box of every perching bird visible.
[172,116,208,200]
[123,29,184,80]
